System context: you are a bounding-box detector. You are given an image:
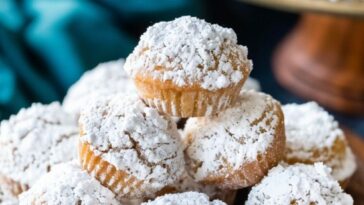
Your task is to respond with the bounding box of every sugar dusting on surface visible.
[19,161,120,205]
[141,192,226,205]
[79,94,184,193]
[125,16,252,91]
[283,102,344,155]
[171,171,222,198]
[283,102,357,181]
[0,102,78,186]
[63,59,136,115]
[0,185,18,205]
[246,163,353,205]
[241,77,261,92]
[333,148,356,181]
[184,91,281,181]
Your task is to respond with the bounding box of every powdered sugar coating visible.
[336,147,356,181]
[125,16,252,91]
[79,95,184,194]
[19,161,121,205]
[283,102,357,181]
[283,102,343,155]
[0,102,78,187]
[141,192,226,205]
[241,77,261,91]
[0,186,17,205]
[184,91,282,182]
[246,163,353,205]
[171,171,221,198]
[63,59,136,115]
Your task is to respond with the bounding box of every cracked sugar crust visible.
[124,16,252,91]
[19,161,121,205]
[0,102,78,186]
[79,94,184,191]
[184,91,283,182]
[246,163,354,205]
[63,59,136,115]
[283,102,357,181]
[141,192,226,205]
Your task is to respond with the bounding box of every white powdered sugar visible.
[246,163,354,205]
[184,91,281,181]
[141,192,226,205]
[334,148,356,181]
[241,77,261,92]
[0,102,78,187]
[0,186,18,205]
[19,161,121,205]
[124,16,252,91]
[283,102,357,181]
[283,102,344,155]
[63,59,136,115]
[171,171,221,198]
[79,94,184,192]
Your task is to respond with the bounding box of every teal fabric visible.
[0,0,202,120]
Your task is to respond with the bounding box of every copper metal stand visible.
[273,13,364,114]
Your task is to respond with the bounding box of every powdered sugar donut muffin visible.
[63,59,136,116]
[124,16,252,117]
[241,77,261,92]
[170,172,237,205]
[19,161,121,205]
[79,94,184,201]
[184,91,285,189]
[170,138,236,204]
[141,192,226,205]
[246,163,353,205]
[0,102,78,202]
[283,102,357,186]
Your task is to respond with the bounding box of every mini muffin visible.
[124,16,252,117]
[172,136,236,204]
[63,59,136,116]
[170,172,236,205]
[79,94,184,201]
[141,192,226,205]
[246,163,353,205]
[0,103,78,202]
[183,91,285,189]
[167,78,260,130]
[282,102,357,185]
[19,161,120,205]
[241,77,261,92]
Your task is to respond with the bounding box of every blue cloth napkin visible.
[0,0,202,119]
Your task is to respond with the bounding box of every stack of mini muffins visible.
[0,16,357,205]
